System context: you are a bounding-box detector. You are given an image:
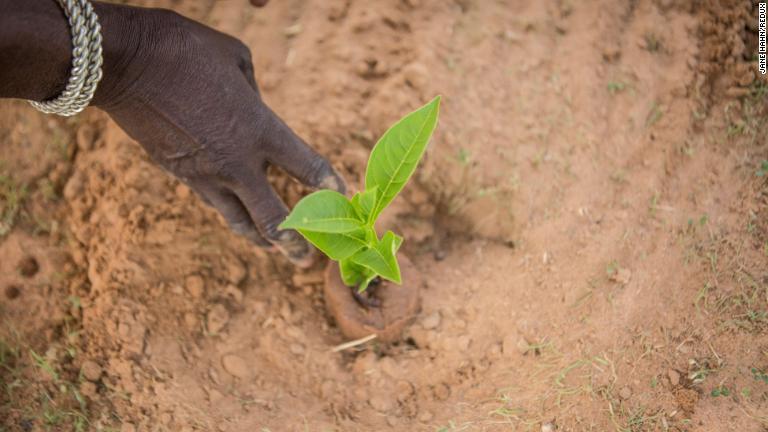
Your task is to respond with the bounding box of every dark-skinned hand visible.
[91,2,345,267]
[1,0,344,266]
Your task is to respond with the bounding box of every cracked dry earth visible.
[1,0,767,431]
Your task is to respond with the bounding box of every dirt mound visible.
[693,0,764,105]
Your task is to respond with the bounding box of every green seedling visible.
[607,81,626,94]
[756,160,768,177]
[751,367,768,383]
[280,96,441,293]
[710,385,730,397]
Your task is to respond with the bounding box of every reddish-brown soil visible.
[1,1,767,431]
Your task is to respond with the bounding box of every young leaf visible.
[349,231,402,283]
[350,187,378,222]
[357,273,378,294]
[279,190,363,233]
[365,96,441,221]
[339,258,368,286]
[299,229,367,261]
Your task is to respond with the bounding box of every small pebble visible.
[290,343,305,355]
[602,45,621,62]
[353,387,368,400]
[183,312,198,330]
[611,268,632,285]
[223,284,243,303]
[207,388,224,403]
[418,411,433,422]
[396,380,414,402]
[175,184,191,199]
[280,303,293,322]
[541,422,556,432]
[408,327,430,348]
[421,311,441,330]
[206,304,229,334]
[79,381,98,398]
[668,369,680,386]
[63,174,84,200]
[285,326,305,340]
[433,249,447,261]
[185,275,205,298]
[488,343,502,359]
[159,412,173,425]
[221,354,248,379]
[457,335,471,351]
[403,62,429,90]
[503,334,529,355]
[224,257,247,285]
[619,386,632,400]
[292,271,324,287]
[80,360,102,382]
[368,394,395,412]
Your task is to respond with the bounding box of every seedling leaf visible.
[299,229,367,261]
[279,190,363,233]
[350,187,378,223]
[365,96,440,221]
[281,96,440,292]
[340,258,369,286]
[349,231,402,283]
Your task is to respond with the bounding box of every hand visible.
[90,4,345,267]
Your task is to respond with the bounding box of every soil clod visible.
[420,311,441,330]
[81,360,103,382]
[221,354,248,379]
[292,270,324,287]
[668,369,681,387]
[185,274,205,298]
[289,343,305,355]
[619,386,632,400]
[206,304,229,334]
[541,422,556,432]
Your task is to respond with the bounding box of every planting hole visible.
[5,284,21,300]
[18,256,39,278]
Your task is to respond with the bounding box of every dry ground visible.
[1,0,767,431]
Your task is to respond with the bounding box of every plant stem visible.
[357,272,376,293]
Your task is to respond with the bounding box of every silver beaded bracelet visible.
[29,0,103,117]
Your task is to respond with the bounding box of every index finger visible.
[260,106,347,194]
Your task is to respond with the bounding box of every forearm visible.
[0,0,154,107]
[0,0,72,101]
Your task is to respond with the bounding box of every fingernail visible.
[231,222,275,250]
[318,171,346,194]
[273,230,316,268]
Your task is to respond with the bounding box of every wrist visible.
[90,2,146,109]
[0,0,72,101]
[91,4,189,110]
[0,0,138,107]
[0,0,188,111]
